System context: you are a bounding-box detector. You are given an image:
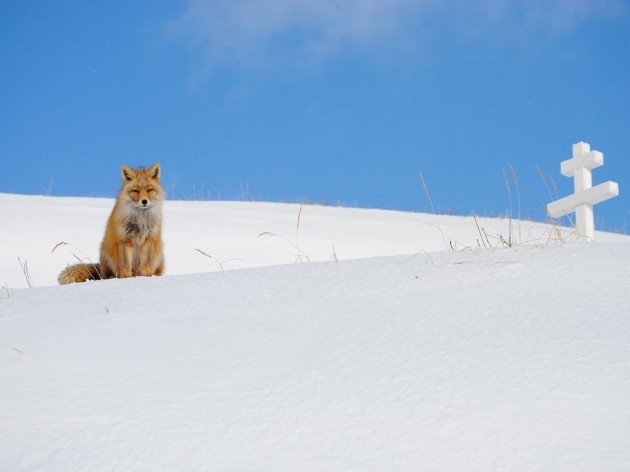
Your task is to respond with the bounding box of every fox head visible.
[120,163,164,210]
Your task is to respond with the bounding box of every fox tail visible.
[58,263,102,285]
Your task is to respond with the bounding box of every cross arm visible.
[560,151,603,177]
[547,181,619,218]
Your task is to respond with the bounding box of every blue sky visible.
[1,0,629,232]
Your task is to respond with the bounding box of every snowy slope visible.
[1,193,630,471]
[2,193,628,289]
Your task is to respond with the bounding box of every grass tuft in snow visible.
[327,244,339,265]
[1,282,14,299]
[258,203,311,263]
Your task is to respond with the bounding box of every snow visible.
[1,193,630,471]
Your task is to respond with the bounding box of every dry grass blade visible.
[403,250,434,265]
[502,166,513,247]
[194,248,225,271]
[482,228,493,247]
[195,248,249,271]
[327,244,339,265]
[68,252,102,279]
[419,171,448,250]
[507,161,522,243]
[419,171,435,214]
[296,203,303,231]
[535,164,574,240]
[543,207,565,243]
[548,175,575,228]
[53,241,102,279]
[473,215,487,248]
[295,203,307,262]
[259,231,297,249]
[258,205,311,263]
[549,175,560,199]
[535,163,554,201]
[51,241,68,253]
[2,282,14,299]
[17,257,32,288]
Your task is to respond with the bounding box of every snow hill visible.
[1,193,630,471]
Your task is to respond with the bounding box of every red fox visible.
[58,163,165,284]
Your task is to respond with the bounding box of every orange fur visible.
[58,163,165,284]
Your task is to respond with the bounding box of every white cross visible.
[547,142,619,240]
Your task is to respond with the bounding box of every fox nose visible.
[141,199,148,206]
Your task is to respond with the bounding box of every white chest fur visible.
[120,204,161,244]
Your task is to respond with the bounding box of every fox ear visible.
[148,163,161,181]
[121,165,136,182]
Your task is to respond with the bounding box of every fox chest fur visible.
[119,205,161,246]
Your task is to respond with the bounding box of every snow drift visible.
[1,193,629,471]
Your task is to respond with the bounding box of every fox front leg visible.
[116,241,134,278]
[138,237,158,276]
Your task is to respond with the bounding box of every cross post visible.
[572,142,595,239]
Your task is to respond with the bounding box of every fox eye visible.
[147,188,154,193]
[131,189,140,194]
